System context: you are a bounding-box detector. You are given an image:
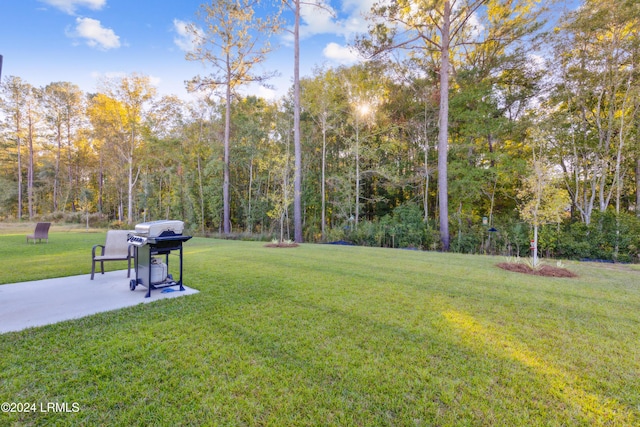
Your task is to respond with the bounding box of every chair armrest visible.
[92,244,105,258]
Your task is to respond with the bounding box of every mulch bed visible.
[264,242,300,248]
[496,262,578,278]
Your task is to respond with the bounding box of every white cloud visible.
[148,75,162,88]
[173,19,202,53]
[39,0,105,15]
[256,85,277,100]
[90,70,126,82]
[282,0,375,44]
[90,71,161,89]
[323,42,360,65]
[299,2,340,38]
[70,17,120,50]
[338,0,377,33]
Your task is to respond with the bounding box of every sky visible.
[0,0,375,101]
[0,0,583,102]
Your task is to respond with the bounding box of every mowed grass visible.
[1,228,639,426]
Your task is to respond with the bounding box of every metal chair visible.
[91,230,134,280]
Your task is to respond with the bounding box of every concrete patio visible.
[0,270,199,334]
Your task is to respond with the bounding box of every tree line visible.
[1,0,639,261]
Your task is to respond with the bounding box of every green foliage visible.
[451,228,484,254]
[337,202,434,249]
[36,211,108,228]
[383,202,427,248]
[323,225,346,243]
[517,156,570,227]
[553,211,640,262]
[0,177,17,218]
[347,220,381,247]
[499,219,531,257]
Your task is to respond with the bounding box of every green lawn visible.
[1,227,639,426]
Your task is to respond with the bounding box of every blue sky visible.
[1,1,581,101]
[0,0,374,100]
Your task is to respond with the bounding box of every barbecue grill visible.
[127,220,192,298]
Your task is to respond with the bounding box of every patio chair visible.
[91,230,134,280]
[26,222,51,244]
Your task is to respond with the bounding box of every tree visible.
[301,66,343,238]
[289,0,303,243]
[23,84,41,219]
[0,77,31,219]
[142,95,191,223]
[282,0,332,242]
[385,61,440,223]
[78,188,93,230]
[263,136,293,242]
[229,96,274,234]
[87,74,156,224]
[183,99,217,233]
[549,0,640,225]
[99,74,156,224]
[87,93,127,221]
[359,0,487,250]
[41,82,84,212]
[186,0,281,235]
[359,0,544,250]
[341,64,386,227]
[445,44,542,250]
[518,141,570,267]
[0,77,44,219]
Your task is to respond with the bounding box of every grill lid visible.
[134,220,184,237]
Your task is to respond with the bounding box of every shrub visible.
[324,226,346,243]
[451,230,483,254]
[346,220,380,247]
[387,203,426,248]
[551,211,640,262]
[328,202,431,249]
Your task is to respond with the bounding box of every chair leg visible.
[91,260,95,280]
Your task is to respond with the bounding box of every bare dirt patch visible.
[496,262,578,278]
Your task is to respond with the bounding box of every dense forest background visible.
[1,0,640,262]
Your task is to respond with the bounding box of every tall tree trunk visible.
[437,1,451,251]
[293,0,303,243]
[54,126,61,212]
[636,157,640,218]
[223,71,232,235]
[355,111,360,227]
[118,191,123,222]
[196,118,206,234]
[27,114,35,220]
[423,102,429,223]
[247,158,253,233]
[66,120,74,212]
[98,155,104,214]
[533,224,539,267]
[197,156,205,234]
[16,131,23,221]
[321,121,326,239]
[127,154,134,224]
